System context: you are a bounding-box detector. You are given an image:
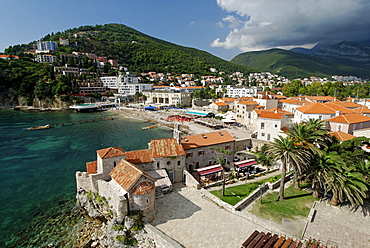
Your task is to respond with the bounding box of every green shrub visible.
[115,235,127,242]
[112,224,125,231]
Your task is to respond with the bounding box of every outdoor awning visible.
[196,165,223,176]
[232,159,257,168]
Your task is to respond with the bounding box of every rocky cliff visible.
[76,192,157,248]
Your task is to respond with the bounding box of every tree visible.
[266,136,311,200]
[285,119,332,188]
[307,151,344,198]
[210,146,232,197]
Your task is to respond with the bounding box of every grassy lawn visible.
[250,185,316,224]
[210,175,282,206]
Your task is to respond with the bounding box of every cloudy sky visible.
[1,0,369,60]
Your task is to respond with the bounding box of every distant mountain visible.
[231,48,370,80]
[5,23,254,76]
[291,41,370,69]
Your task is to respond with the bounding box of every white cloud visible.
[189,21,196,26]
[213,0,370,51]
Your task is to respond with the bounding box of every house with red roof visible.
[251,107,294,141]
[326,113,370,134]
[180,130,235,172]
[294,102,354,123]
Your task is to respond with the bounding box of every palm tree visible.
[266,136,311,200]
[286,119,332,188]
[325,165,368,206]
[307,151,345,198]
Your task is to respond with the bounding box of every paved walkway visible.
[303,201,370,248]
[151,186,262,248]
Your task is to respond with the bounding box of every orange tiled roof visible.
[274,95,287,99]
[97,147,125,159]
[327,113,370,124]
[214,102,229,106]
[131,181,155,195]
[238,101,258,105]
[181,130,235,150]
[278,98,309,105]
[296,102,354,114]
[217,97,235,103]
[330,131,356,141]
[255,107,293,120]
[353,106,370,114]
[237,97,254,101]
[328,101,361,109]
[86,161,97,174]
[125,149,153,164]
[304,96,335,102]
[109,159,155,192]
[0,55,19,59]
[150,138,185,157]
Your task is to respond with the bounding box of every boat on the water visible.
[141,124,159,130]
[69,103,117,112]
[28,124,51,130]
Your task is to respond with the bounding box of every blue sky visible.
[1,0,370,60]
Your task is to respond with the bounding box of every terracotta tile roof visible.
[330,131,356,141]
[86,161,97,174]
[150,138,186,157]
[278,98,309,105]
[109,159,155,192]
[274,95,287,99]
[97,147,125,159]
[125,149,153,164]
[217,97,235,103]
[238,101,258,105]
[214,102,229,106]
[237,97,254,101]
[353,106,370,114]
[304,96,335,102]
[296,102,354,114]
[327,101,361,109]
[131,181,155,195]
[255,107,293,120]
[327,113,370,124]
[181,130,235,150]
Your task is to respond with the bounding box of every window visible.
[319,116,322,120]
[198,150,204,156]
[261,133,265,137]
[113,162,116,167]
[177,161,181,166]
[186,152,193,158]
[196,162,200,169]
[261,123,265,129]
[157,162,160,169]
[225,145,230,150]
[267,134,271,140]
[274,124,278,128]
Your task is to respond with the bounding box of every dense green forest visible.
[231,48,370,79]
[5,23,255,75]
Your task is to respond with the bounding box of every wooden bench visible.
[247,232,265,248]
[255,232,271,248]
[264,234,278,248]
[241,230,259,248]
[273,236,285,248]
[281,237,293,248]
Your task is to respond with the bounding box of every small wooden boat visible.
[28,124,51,130]
[141,124,159,130]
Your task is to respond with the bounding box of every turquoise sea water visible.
[0,109,171,247]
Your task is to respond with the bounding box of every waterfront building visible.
[143,90,191,107]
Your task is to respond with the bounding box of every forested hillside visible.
[231,48,370,79]
[5,23,255,75]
